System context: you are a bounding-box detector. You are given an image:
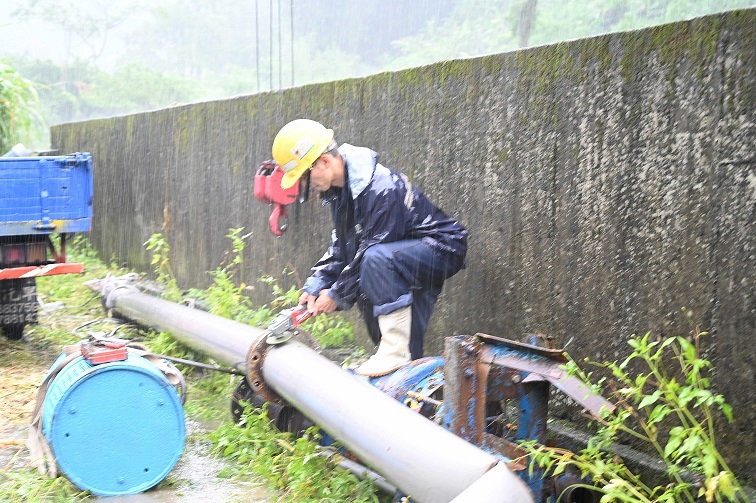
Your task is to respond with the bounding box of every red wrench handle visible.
[291,305,313,326]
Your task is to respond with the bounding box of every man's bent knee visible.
[362,245,392,273]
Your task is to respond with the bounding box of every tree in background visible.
[9,58,204,125]
[4,0,754,130]
[84,64,203,116]
[12,0,140,69]
[8,59,98,127]
[518,0,538,48]
[388,0,755,70]
[0,62,45,153]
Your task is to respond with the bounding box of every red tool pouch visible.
[254,160,299,236]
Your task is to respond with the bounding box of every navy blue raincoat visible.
[302,144,467,311]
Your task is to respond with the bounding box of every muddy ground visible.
[0,296,274,502]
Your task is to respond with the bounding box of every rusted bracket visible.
[246,329,320,404]
[477,333,615,418]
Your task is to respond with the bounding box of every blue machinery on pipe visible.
[77,277,613,502]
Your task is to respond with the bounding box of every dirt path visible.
[0,336,56,470]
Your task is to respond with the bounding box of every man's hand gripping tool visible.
[264,305,313,345]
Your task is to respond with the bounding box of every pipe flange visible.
[246,329,321,404]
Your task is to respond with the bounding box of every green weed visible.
[305,314,354,349]
[523,321,748,503]
[205,267,255,321]
[192,233,356,349]
[209,405,382,503]
[0,467,87,503]
[143,232,182,302]
[68,235,101,262]
[259,274,301,308]
[186,228,259,323]
[224,227,253,286]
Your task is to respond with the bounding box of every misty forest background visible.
[2,0,754,149]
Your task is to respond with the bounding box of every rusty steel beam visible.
[477,338,615,418]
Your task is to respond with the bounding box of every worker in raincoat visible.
[272,119,467,376]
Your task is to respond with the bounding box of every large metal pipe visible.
[99,280,257,372]
[96,278,533,503]
[449,462,529,502]
[263,340,532,502]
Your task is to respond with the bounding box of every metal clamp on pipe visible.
[85,274,141,311]
[246,305,320,404]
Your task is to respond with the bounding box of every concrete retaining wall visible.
[52,10,755,480]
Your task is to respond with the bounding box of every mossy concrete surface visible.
[52,9,755,481]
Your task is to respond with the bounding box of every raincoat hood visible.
[339,143,375,198]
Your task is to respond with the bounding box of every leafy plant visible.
[259,274,302,309]
[196,228,258,322]
[306,314,354,349]
[258,274,355,349]
[523,325,747,503]
[69,234,101,262]
[203,267,254,321]
[0,468,86,503]
[224,227,253,285]
[0,62,45,153]
[143,232,182,301]
[210,404,382,503]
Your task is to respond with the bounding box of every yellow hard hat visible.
[272,119,334,189]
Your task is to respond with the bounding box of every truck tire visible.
[2,323,26,341]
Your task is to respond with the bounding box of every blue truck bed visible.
[0,153,93,236]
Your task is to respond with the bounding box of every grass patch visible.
[210,405,383,503]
